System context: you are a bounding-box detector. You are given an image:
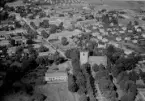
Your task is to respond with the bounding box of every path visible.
[95,83,108,101]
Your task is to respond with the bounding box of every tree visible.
[31,93,47,101]
[98,79,112,91]
[77,86,87,95]
[61,37,68,46]
[39,45,49,52]
[106,45,116,63]
[66,48,79,60]
[68,74,78,92]
[26,39,34,45]
[128,71,139,82]
[30,21,38,29]
[134,20,139,25]
[92,64,99,72]
[117,71,127,84]
[76,71,86,87]
[49,24,58,34]
[95,71,109,82]
[58,22,64,31]
[10,39,15,46]
[111,65,121,78]
[127,91,136,101]
[16,46,24,54]
[119,80,126,91]
[99,64,105,71]
[82,63,91,75]
[72,59,81,76]
[120,94,128,101]
[41,30,49,38]
[15,21,22,28]
[40,20,49,28]
[124,80,134,92]
[86,78,93,94]
[129,84,137,94]
[86,41,95,52]
[28,47,38,60]
[127,21,133,30]
[115,56,141,71]
[79,94,88,101]
[65,49,72,59]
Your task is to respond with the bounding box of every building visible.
[80,51,89,65]
[44,71,68,83]
[48,30,81,40]
[89,56,107,67]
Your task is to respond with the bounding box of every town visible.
[0,0,145,101]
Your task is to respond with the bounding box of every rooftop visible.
[89,56,107,67]
[45,71,67,77]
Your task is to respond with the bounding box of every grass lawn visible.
[34,83,79,101]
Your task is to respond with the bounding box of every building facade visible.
[45,72,68,83]
[80,51,89,65]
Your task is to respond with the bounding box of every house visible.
[132,40,138,44]
[116,37,122,41]
[39,51,51,57]
[92,32,100,37]
[142,34,145,38]
[44,71,68,83]
[124,49,134,55]
[89,56,107,67]
[0,40,9,46]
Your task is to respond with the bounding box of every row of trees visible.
[67,48,97,101]
[94,64,118,101]
[105,45,140,101]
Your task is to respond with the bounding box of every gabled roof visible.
[89,56,107,67]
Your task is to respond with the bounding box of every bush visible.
[30,21,38,29]
[39,45,49,52]
[40,19,49,28]
[92,64,99,72]
[79,94,88,101]
[68,74,78,92]
[61,37,68,46]
[41,30,49,38]
[49,24,58,34]
[26,39,34,45]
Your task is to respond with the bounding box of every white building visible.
[45,71,67,83]
[80,51,89,65]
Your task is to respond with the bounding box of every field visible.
[34,83,79,101]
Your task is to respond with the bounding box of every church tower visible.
[80,51,89,65]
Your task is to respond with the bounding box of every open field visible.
[35,83,79,101]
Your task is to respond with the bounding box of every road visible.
[95,83,108,101]
[22,17,67,58]
[42,39,67,58]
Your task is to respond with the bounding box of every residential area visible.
[0,0,145,101]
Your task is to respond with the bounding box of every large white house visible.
[45,71,67,83]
